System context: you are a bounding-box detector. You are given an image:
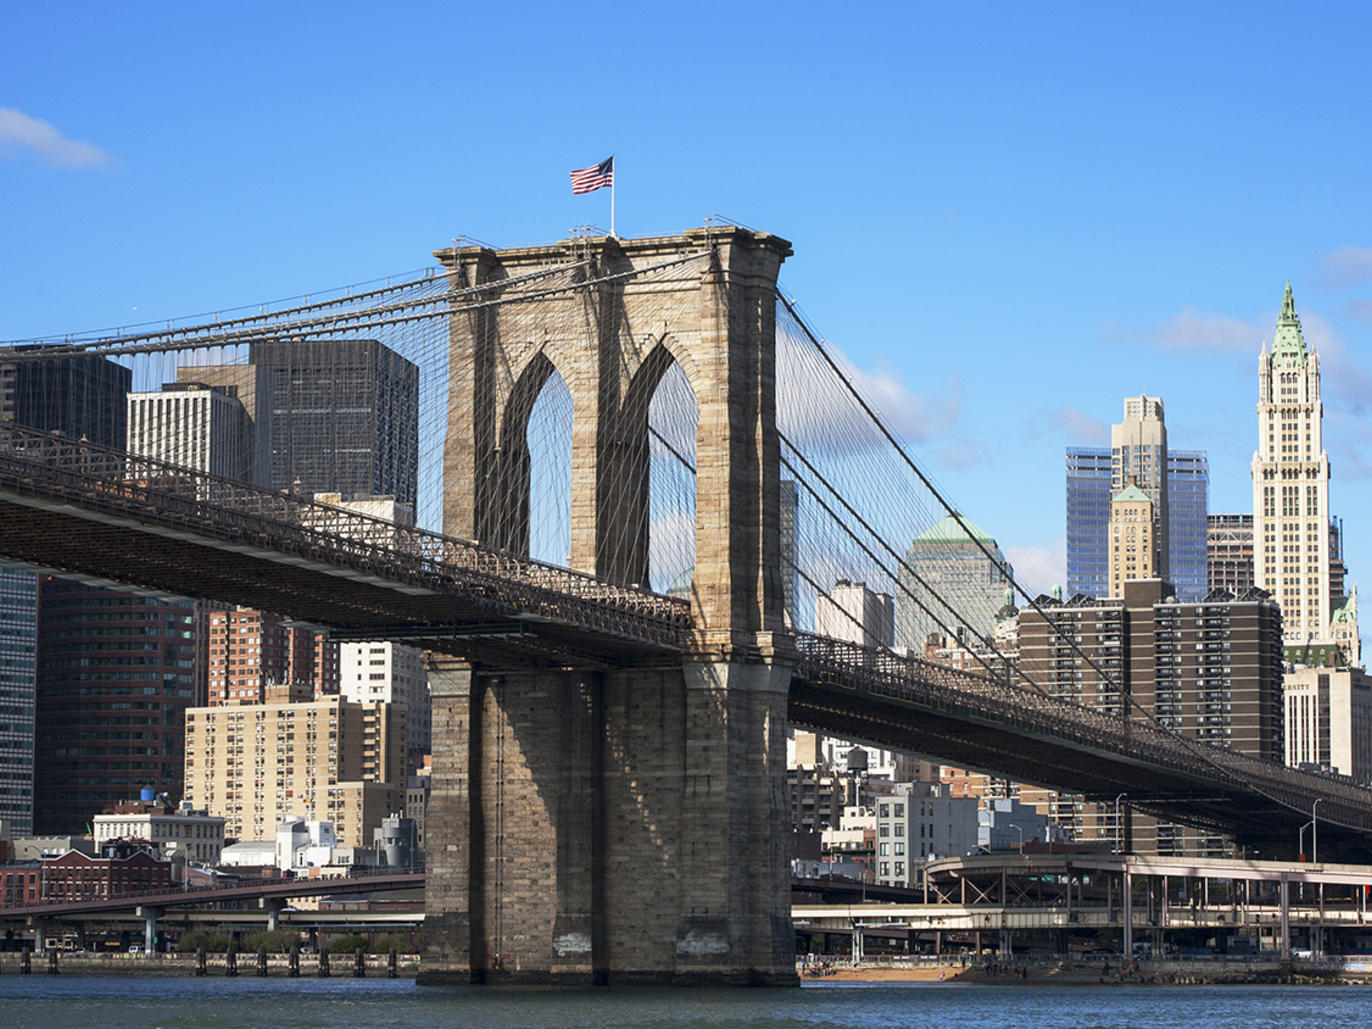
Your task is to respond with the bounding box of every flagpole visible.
[610,156,616,237]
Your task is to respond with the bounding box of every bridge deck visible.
[0,425,687,667]
[5,427,1372,847]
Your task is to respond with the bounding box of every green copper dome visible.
[912,511,996,545]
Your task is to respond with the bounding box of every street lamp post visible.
[1012,824,1024,853]
[1299,821,1313,862]
[1312,798,1323,864]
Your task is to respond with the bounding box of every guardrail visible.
[794,633,1372,833]
[0,424,691,648]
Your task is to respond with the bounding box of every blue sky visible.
[6,2,1372,611]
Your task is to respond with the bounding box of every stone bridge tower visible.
[422,228,797,984]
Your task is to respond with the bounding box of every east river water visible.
[1,978,1363,1029]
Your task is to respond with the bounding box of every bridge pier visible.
[424,228,795,986]
[260,897,285,933]
[136,906,162,954]
[422,655,792,985]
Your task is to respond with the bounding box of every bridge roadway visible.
[7,860,1370,964]
[3,425,1372,850]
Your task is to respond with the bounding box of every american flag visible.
[570,156,614,194]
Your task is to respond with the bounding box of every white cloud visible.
[1300,311,1372,415]
[1133,306,1262,352]
[846,360,961,444]
[1002,538,1066,601]
[934,437,989,469]
[0,107,110,168]
[1319,246,1372,290]
[1047,405,1108,443]
[776,329,961,454]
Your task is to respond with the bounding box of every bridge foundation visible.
[421,656,793,985]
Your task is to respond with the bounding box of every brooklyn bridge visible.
[2,225,1370,984]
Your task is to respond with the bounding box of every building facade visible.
[41,844,174,902]
[896,513,1014,653]
[126,382,252,480]
[0,348,131,448]
[1019,579,1284,855]
[1284,666,1372,783]
[92,798,226,865]
[182,696,406,847]
[1208,514,1255,595]
[1066,398,1209,602]
[1019,579,1284,757]
[207,607,338,706]
[0,567,36,834]
[33,579,203,835]
[874,782,980,886]
[1108,483,1156,599]
[1250,283,1354,648]
[339,642,430,756]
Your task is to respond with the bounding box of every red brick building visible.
[207,608,339,706]
[1,866,40,908]
[41,845,173,902]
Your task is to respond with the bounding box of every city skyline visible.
[5,5,1372,632]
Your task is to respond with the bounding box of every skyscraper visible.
[1107,483,1155,599]
[0,348,210,835]
[896,513,1014,652]
[34,578,202,834]
[1066,397,1209,602]
[248,339,419,504]
[1111,395,1169,578]
[176,339,419,504]
[0,347,130,448]
[1250,283,1353,647]
[126,382,252,480]
[0,567,36,834]
[1065,448,1112,600]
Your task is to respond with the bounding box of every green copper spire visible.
[1271,280,1308,360]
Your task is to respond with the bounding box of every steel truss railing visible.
[794,633,1372,833]
[0,425,690,648]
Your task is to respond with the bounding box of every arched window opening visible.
[526,368,572,566]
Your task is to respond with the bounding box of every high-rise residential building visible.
[339,642,430,756]
[206,607,337,706]
[1208,514,1255,595]
[126,382,252,480]
[183,696,407,846]
[0,567,37,834]
[1250,283,1358,649]
[1019,579,1285,855]
[1284,666,1372,782]
[33,578,202,834]
[1066,398,1209,602]
[896,513,1014,653]
[1020,579,1284,754]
